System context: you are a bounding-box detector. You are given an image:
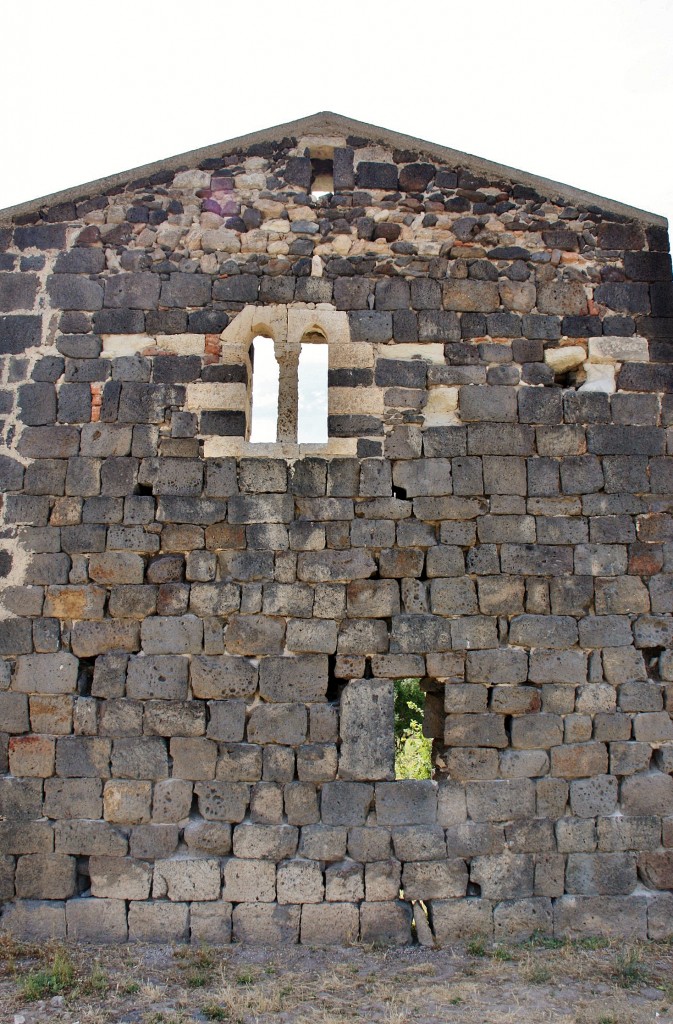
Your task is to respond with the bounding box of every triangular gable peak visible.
[0,111,666,226]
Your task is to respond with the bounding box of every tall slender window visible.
[298,342,328,444]
[249,335,279,443]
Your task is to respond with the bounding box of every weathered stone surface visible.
[360,901,413,945]
[339,679,394,781]
[66,898,128,943]
[554,895,647,940]
[0,899,67,940]
[232,903,300,944]
[153,858,221,901]
[128,901,189,942]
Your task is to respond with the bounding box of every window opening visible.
[297,340,328,444]
[394,678,433,780]
[249,335,279,443]
[311,158,334,198]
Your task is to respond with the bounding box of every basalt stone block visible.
[374,278,410,310]
[0,272,39,311]
[48,275,103,311]
[443,280,499,312]
[18,382,56,425]
[14,224,67,249]
[212,275,259,302]
[160,273,211,307]
[0,313,42,353]
[356,162,398,190]
[104,272,160,309]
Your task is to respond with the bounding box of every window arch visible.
[218,304,351,447]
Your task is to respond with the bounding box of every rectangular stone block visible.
[259,655,328,702]
[13,652,78,694]
[553,895,647,940]
[431,897,494,942]
[339,679,394,781]
[190,902,232,944]
[0,899,66,940]
[232,903,300,944]
[360,900,412,945]
[153,857,221,901]
[128,901,189,942]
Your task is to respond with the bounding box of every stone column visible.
[274,341,300,443]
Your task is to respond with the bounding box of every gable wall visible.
[0,132,672,945]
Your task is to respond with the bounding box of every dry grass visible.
[0,933,671,1024]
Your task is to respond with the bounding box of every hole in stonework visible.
[467,881,481,898]
[392,484,407,500]
[311,158,334,198]
[298,341,328,444]
[77,656,96,696]
[76,856,90,895]
[326,654,343,703]
[136,483,153,496]
[394,678,432,780]
[642,647,664,679]
[250,335,280,443]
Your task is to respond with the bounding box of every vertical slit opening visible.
[298,341,328,444]
[249,335,279,443]
[394,678,432,780]
[311,158,334,198]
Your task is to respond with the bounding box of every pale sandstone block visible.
[301,902,359,945]
[66,898,128,942]
[222,859,276,902]
[232,903,300,944]
[190,902,232,944]
[277,859,324,904]
[152,858,221,901]
[128,901,189,942]
[0,899,66,940]
[90,856,152,900]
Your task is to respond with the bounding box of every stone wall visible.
[0,118,672,945]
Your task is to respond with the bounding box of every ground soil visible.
[1,934,671,1024]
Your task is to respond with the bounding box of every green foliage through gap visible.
[394,678,432,780]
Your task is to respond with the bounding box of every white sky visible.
[2,0,672,230]
[249,338,328,443]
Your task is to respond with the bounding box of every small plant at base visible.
[122,980,140,994]
[83,962,109,996]
[20,948,76,1001]
[203,1006,228,1022]
[523,933,564,950]
[573,936,608,951]
[186,970,209,989]
[527,964,551,984]
[236,970,255,986]
[613,948,648,989]
[466,937,487,957]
